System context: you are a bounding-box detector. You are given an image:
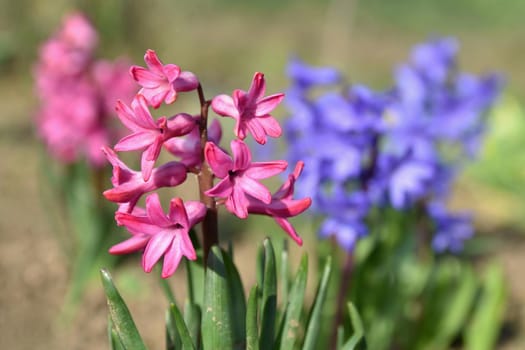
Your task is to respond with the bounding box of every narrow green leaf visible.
[169,303,196,350]
[341,303,365,350]
[302,256,332,350]
[165,308,180,350]
[186,249,205,306]
[108,316,125,350]
[202,246,234,350]
[280,240,290,309]
[184,301,202,349]
[336,326,344,350]
[223,247,247,348]
[100,269,147,350]
[260,239,278,350]
[246,285,260,350]
[465,263,507,350]
[278,253,308,350]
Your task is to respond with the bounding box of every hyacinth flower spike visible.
[102,146,187,211]
[130,49,199,108]
[110,193,206,278]
[115,94,195,181]
[211,72,284,144]
[243,161,312,245]
[205,139,287,219]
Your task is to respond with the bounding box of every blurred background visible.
[1,0,525,349]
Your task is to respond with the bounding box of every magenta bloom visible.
[205,140,287,219]
[130,49,199,108]
[243,161,312,245]
[110,193,206,278]
[211,72,284,144]
[115,94,195,181]
[102,147,187,211]
[164,118,222,168]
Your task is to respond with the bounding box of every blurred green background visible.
[2,0,525,349]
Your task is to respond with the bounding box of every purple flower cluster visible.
[284,38,502,253]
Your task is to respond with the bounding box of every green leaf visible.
[278,253,308,350]
[280,240,290,309]
[465,263,507,350]
[169,303,196,350]
[246,285,260,350]
[202,246,235,350]
[184,301,202,349]
[165,308,181,350]
[223,246,247,347]
[341,303,365,350]
[259,239,278,350]
[100,269,147,350]
[186,248,205,306]
[108,316,125,350]
[302,256,332,350]
[158,267,176,305]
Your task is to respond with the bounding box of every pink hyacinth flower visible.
[102,147,187,211]
[211,72,284,144]
[110,193,206,278]
[115,94,195,181]
[164,118,222,168]
[204,140,287,219]
[242,161,312,245]
[130,49,199,108]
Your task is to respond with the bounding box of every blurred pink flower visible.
[34,13,135,167]
[211,72,284,144]
[164,118,222,168]
[115,94,195,181]
[102,147,187,211]
[205,139,287,218]
[110,193,206,278]
[243,161,311,245]
[130,49,199,108]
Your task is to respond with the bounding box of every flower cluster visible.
[34,13,136,166]
[285,38,502,252]
[103,50,311,277]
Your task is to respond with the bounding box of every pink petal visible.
[274,217,303,246]
[168,198,189,229]
[115,212,160,235]
[109,234,151,254]
[142,230,173,273]
[103,183,141,203]
[140,86,168,109]
[141,137,163,181]
[208,119,222,144]
[145,193,172,227]
[115,100,145,132]
[114,131,157,151]
[231,139,252,170]
[247,72,266,101]
[245,160,287,179]
[162,64,181,83]
[205,141,233,178]
[228,186,249,219]
[245,118,268,144]
[258,115,282,138]
[166,113,196,137]
[161,235,184,278]
[255,93,285,116]
[205,177,233,198]
[274,161,304,198]
[237,176,272,204]
[173,71,199,92]
[184,201,207,227]
[129,66,162,88]
[211,94,239,118]
[144,49,165,76]
[132,95,158,129]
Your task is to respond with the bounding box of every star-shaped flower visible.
[110,193,206,278]
[204,139,287,218]
[115,94,195,181]
[243,161,312,245]
[211,72,284,144]
[130,49,199,108]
